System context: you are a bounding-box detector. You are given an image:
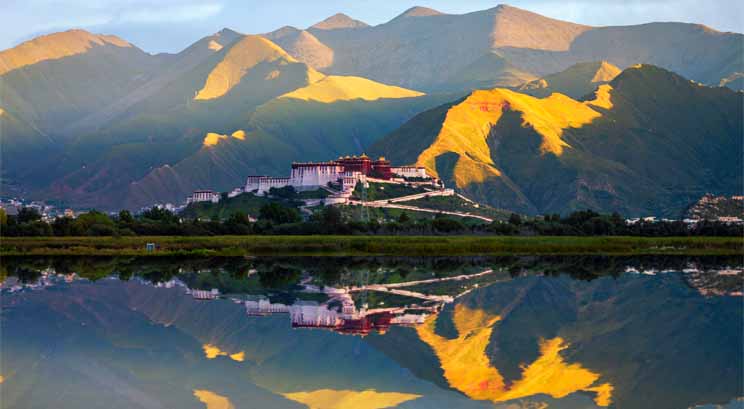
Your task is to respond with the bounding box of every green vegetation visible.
[3,205,742,240]
[181,193,275,220]
[351,182,430,201]
[1,236,741,257]
[180,187,330,220]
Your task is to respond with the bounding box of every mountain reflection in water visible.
[1,256,741,409]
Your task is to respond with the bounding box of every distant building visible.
[191,288,220,300]
[1,205,19,217]
[227,187,244,198]
[245,298,290,315]
[187,190,220,204]
[391,313,428,325]
[717,216,743,224]
[244,176,293,194]
[290,302,342,328]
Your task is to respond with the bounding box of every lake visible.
[1,256,742,409]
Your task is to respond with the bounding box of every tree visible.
[88,223,116,236]
[17,207,41,223]
[508,213,522,226]
[258,266,301,288]
[268,186,297,199]
[118,210,134,224]
[52,217,74,236]
[140,207,178,224]
[314,206,343,227]
[398,212,411,224]
[432,217,465,233]
[259,203,301,225]
[487,221,518,235]
[224,211,253,234]
[72,210,115,235]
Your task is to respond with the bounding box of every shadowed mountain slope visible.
[518,61,621,98]
[264,27,334,70]
[0,30,159,137]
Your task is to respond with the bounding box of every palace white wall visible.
[391,166,428,179]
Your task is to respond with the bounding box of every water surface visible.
[1,256,742,409]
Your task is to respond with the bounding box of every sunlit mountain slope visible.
[371,65,743,216]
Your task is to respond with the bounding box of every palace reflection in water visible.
[1,256,742,409]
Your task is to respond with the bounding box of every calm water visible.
[1,256,742,409]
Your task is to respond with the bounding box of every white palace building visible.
[186,154,430,205]
[244,155,429,195]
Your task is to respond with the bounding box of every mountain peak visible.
[486,3,591,51]
[202,28,242,51]
[0,29,132,75]
[610,63,694,90]
[489,4,543,16]
[592,61,622,82]
[267,29,335,70]
[310,13,369,30]
[194,35,300,100]
[215,27,242,38]
[398,6,444,18]
[266,26,301,39]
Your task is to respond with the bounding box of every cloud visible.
[1,0,225,50]
[7,0,224,33]
[117,3,224,24]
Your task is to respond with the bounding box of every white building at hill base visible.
[186,190,220,204]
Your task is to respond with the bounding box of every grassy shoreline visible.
[1,236,741,256]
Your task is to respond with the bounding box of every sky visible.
[2,0,742,53]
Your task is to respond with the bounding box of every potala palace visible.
[186,154,435,206]
[244,154,429,194]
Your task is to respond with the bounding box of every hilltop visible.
[0,29,132,75]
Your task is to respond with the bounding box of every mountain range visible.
[0,4,742,214]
